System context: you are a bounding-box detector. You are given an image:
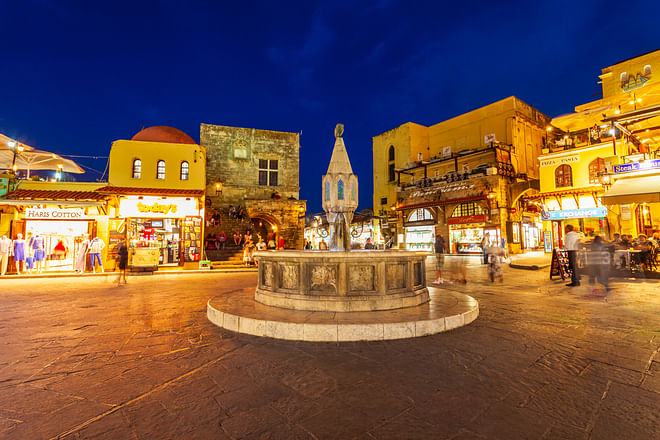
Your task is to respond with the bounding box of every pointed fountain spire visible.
[322,124,358,251]
[326,123,354,175]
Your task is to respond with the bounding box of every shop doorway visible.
[128,218,181,266]
[250,217,277,244]
[636,204,653,236]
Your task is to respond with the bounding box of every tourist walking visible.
[564,224,581,287]
[116,239,129,286]
[481,233,490,264]
[433,233,446,283]
[586,235,610,292]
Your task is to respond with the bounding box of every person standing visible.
[0,235,11,276]
[564,224,581,287]
[481,233,490,264]
[218,231,227,249]
[278,236,285,250]
[89,236,105,273]
[116,239,129,286]
[319,239,328,250]
[433,233,446,283]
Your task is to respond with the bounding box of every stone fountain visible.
[207,124,478,341]
[253,124,429,312]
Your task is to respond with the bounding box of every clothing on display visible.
[0,235,11,275]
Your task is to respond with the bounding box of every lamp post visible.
[56,163,63,181]
[7,140,22,174]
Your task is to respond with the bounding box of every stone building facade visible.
[373,97,551,254]
[201,124,306,249]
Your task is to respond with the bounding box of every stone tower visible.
[322,124,359,251]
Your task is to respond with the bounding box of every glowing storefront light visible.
[118,196,199,218]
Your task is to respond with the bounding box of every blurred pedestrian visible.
[433,233,446,283]
[481,233,490,264]
[586,235,610,292]
[116,239,128,286]
[487,245,506,282]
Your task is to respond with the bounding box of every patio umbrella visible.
[0,148,84,177]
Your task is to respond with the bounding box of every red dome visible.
[131,126,196,144]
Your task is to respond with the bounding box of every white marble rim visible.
[206,296,479,342]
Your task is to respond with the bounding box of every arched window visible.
[350,181,356,201]
[132,159,141,179]
[408,208,433,222]
[450,203,485,218]
[555,164,572,188]
[588,158,605,184]
[388,146,396,182]
[325,181,330,201]
[157,160,166,180]
[620,72,628,84]
[644,64,652,76]
[338,180,344,200]
[180,161,189,180]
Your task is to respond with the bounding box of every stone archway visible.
[249,214,280,243]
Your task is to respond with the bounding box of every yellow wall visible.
[373,96,550,212]
[538,144,615,193]
[599,49,659,99]
[109,140,206,190]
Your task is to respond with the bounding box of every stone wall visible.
[201,124,306,249]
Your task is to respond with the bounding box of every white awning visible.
[601,174,660,205]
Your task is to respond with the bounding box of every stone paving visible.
[0,259,658,439]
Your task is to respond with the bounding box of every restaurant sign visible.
[448,214,487,225]
[539,155,580,168]
[541,207,607,220]
[26,208,88,220]
[613,159,660,174]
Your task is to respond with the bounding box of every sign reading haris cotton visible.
[26,208,88,219]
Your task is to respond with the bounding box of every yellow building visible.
[99,126,207,270]
[528,49,660,248]
[373,96,551,254]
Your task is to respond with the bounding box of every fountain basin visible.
[254,250,429,312]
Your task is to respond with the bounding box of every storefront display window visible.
[25,220,91,272]
[450,226,483,254]
[128,218,181,265]
[405,225,434,252]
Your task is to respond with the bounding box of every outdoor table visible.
[613,249,642,270]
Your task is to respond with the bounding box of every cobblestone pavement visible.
[0,260,658,440]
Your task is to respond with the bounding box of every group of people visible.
[205,231,227,249]
[564,226,660,292]
[228,205,246,220]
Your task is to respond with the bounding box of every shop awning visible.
[601,174,660,205]
[0,199,104,207]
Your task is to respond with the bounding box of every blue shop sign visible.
[613,159,660,174]
[541,207,607,220]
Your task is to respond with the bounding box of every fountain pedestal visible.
[254,250,429,312]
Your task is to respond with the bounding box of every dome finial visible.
[334,123,344,139]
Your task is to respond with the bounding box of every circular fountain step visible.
[207,286,478,342]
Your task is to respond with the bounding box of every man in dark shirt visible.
[434,233,446,283]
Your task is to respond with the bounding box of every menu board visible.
[183,216,202,262]
[108,218,126,258]
[549,249,572,280]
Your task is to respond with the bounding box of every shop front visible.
[541,207,609,249]
[114,196,204,270]
[448,203,500,254]
[404,208,435,252]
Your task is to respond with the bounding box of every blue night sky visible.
[1,0,658,212]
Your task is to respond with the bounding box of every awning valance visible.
[601,174,660,205]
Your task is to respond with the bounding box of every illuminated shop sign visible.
[541,207,607,220]
[118,197,198,218]
[25,208,89,220]
[539,155,579,168]
[613,159,660,174]
[448,214,487,224]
